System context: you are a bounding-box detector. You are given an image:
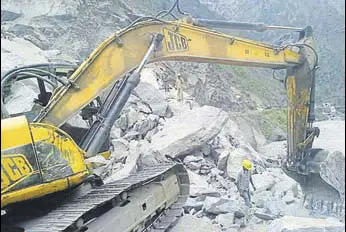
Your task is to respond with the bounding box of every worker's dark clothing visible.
[236,169,252,207]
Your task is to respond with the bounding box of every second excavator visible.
[1,1,342,231]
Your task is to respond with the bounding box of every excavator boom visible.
[33,20,302,127]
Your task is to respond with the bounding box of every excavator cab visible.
[1,63,112,165]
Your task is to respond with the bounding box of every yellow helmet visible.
[242,159,252,170]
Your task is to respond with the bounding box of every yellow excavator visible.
[1,5,342,232]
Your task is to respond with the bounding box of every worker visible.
[175,73,184,101]
[162,73,169,93]
[236,159,256,208]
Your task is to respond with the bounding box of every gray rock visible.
[252,171,276,192]
[234,216,246,228]
[254,208,276,220]
[266,215,345,232]
[252,127,267,149]
[1,10,21,21]
[255,199,265,208]
[211,148,224,162]
[215,213,235,229]
[104,141,141,183]
[319,150,345,199]
[170,214,219,232]
[224,228,238,232]
[270,127,287,141]
[258,141,287,164]
[137,150,166,168]
[271,179,299,199]
[115,114,128,131]
[126,108,139,128]
[208,171,230,190]
[203,197,240,216]
[144,127,159,142]
[149,106,229,159]
[184,155,204,164]
[138,102,152,114]
[226,148,247,180]
[23,34,49,50]
[133,82,171,117]
[184,156,204,170]
[187,161,202,170]
[252,191,272,208]
[183,197,204,213]
[133,115,158,137]
[188,170,220,198]
[282,190,295,205]
[110,126,122,139]
[110,138,129,159]
[217,150,230,171]
[122,131,141,140]
[264,199,286,217]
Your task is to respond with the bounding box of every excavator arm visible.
[33,18,320,179]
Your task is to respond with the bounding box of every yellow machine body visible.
[1,116,89,208]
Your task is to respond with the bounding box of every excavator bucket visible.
[284,148,345,216]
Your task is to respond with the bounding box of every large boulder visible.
[320,150,345,199]
[188,170,219,197]
[169,214,219,232]
[266,215,345,232]
[215,213,237,230]
[149,106,229,159]
[217,150,230,171]
[133,82,172,117]
[252,190,273,208]
[133,114,159,136]
[220,117,267,151]
[103,140,142,183]
[203,197,240,216]
[312,120,345,200]
[110,138,129,160]
[183,197,204,213]
[268,168,300,198]
[254,208,276,220]
[258,141,287,165]
[271,178,299,199]
[252,171,277,192]
[264,199,286,217]
[1,10,21,21]
[270,127,287,141]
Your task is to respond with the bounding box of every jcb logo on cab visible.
[164,29,189,52]
[1,154,33,190]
